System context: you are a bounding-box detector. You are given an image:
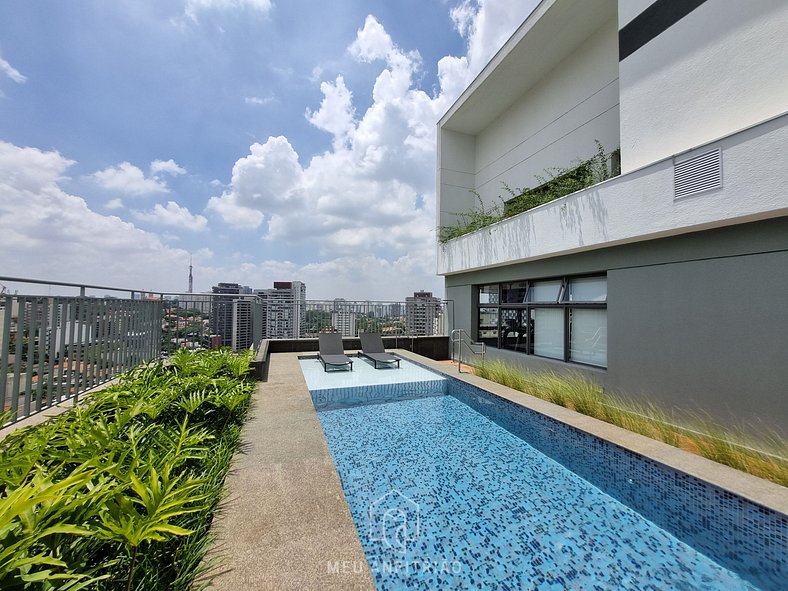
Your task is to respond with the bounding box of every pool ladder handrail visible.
[450,329,486,373]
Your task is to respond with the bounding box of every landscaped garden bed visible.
[475,360,788,487]
[0,348,255,591]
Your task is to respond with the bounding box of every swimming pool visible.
[300,357,786,590]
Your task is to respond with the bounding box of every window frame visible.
[474,274,607,368]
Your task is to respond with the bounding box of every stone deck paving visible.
[204,352,375,591]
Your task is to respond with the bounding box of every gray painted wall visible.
[445,284,473,335]
[608,249,788,433]
[443,217,788,434]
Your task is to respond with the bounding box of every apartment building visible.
[257,281,307,339]
[405,291,441,336]
[437,0,788,428]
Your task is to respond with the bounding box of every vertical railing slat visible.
[34,297,48,412]
[0,296,12,419]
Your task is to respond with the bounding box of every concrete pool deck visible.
[206,349,787,589]
[205,351,375,591]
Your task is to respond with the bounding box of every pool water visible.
[317,394,757,590]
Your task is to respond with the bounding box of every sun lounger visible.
[318,333,353,372]
[359,333,400,369]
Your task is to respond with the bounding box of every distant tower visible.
[188,256,193,293]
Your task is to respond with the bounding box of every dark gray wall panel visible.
[608,250,788,433]
[445,284,473,335]
[443,217,788,434]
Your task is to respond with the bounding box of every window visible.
[529,280,562,303]
[475,275,607,368]
[501,281,528,304]
[567,276,606,302]
[500,307,530,352]
[479,284,499,305]
[533,308,564,360]
[478,307,499,345]
[569,308,607,367]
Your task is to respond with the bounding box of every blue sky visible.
[0,0,537,300]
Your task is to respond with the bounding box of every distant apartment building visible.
[405,291,441,336]
[389,302,402,319]
[231,298,253,350]
[209,283,259,349]
[256,281,306,339]
[331,311,357,337]
[210,283,241,348]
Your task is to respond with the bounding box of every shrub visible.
[438,142,620,243]
[473,360,788,486]
[0,348,255,590]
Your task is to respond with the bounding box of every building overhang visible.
[439,0,616,136]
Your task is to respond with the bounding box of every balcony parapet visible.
[438,112,788,275]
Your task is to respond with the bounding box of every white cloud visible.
[310,66,324,83]
[150,159,186,176]
[134,201,208,231]
[348,15,395,63]
[0,141,193,290]
[206,135,303,229]
[91,162,169,196]
[205,191,264,229]
[106,198,124,210]
[245,95,275,106]
[305,76,355,150]
[0,54,25,84]
[184,0,272,20]
[0,141,74,192]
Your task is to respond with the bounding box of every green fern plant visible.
[95,459,208,591]
[0,348,254,590]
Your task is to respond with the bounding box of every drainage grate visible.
[674,148,722,199]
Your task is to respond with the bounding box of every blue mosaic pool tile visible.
[448,378,787,590]
[318,395,761,590]
[310,378,448,410]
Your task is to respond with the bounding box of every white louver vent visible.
[674,149,722,199]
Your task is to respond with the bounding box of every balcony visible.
[438,112,788,276]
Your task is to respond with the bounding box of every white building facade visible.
[405,291,441,336]
[437,0,788,429]
[259,281,306,339]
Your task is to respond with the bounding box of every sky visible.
[0,0,539,300]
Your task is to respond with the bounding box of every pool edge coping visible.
[394,351,788,516]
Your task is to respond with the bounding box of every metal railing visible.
[451,329,486,373]
[1,293,160,426]
[1,276,451,425]
[158,294,449,353]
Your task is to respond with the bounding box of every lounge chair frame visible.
[359,332,401,369]
[318,333,353,372]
